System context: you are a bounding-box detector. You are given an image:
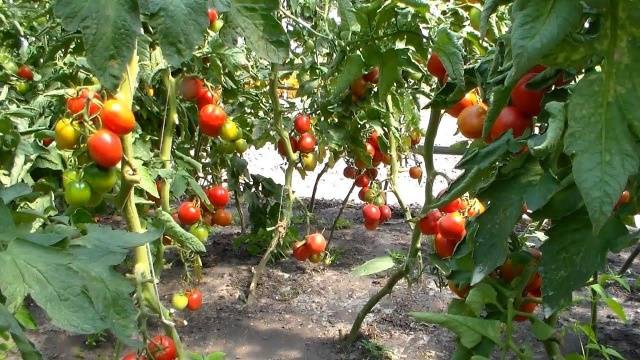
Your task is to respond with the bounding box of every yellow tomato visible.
[55,118,80,150]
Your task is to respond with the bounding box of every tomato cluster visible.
[350,66,379,101]
[292,233,327,263]
[276,113,320,170]
[171,289,203,312]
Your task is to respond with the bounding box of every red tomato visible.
[362,204,381,222]
[365,168,378,179]
[67,89,102,117]
[409,166,422,179]
[437,212,466,242]
[297,133,316,153]
[212,209,232,226]
[448,281,470,298]
[121,352,146,360]
[305,233,326,254]
[511,72,545,117]
[42,137,53,147]
[196,88,216,109]
[365,142,376,158]
[363,67,380,84]
[364,219,379,231]
[427,53,447,83]
[446,91,479,117]
[367,131,380,150]
[294,114,311,134]
[100,99,136,135]
[434,232,456,258]
[206,185,230,208]
[16,64,33,80]
[525,272,542,293]
[181,77,204,100]
[358,186,369,201]
[292,241,311,261]
[372,150,384,165]
[355,174,370,188]
[616,190,631,208]
[343,166,358,179]
[208,8,218,24]
[439,197,465,213]
[186,289,203,311]
[457,103,487,139]
[499,259,523,283]
[489,106,532,142]
[379,205,392,223]
[88,129,123,168]
[418,210,442,235]
[147,335,177,360]
[178,202,201,225]
[199,104,227,137]
[350,77,368,98]
[515,299,538,322]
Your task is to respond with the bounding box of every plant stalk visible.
[326,181,357,248]
[308,162,330,212]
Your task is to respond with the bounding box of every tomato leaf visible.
[154,210,206,252]
[378,48,410,100]
[464,283,498,317]
[54,0,141,90]
[527,102,566,159]
[0,183,30,204]
[350,255,395,277]
[409,312,502,348]
[337,0,360,34]
[0,304,42,360]
[540,212,627,313]
[479,0,505,38]
[143,0,208,67]
[329,53,365,100]
[431,27,464,99]
[530,317,555,341]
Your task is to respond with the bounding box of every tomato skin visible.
[65,180,92,206]
[67,89,102,117]
[297,133,316,153]
[448,281,470,298]
[409,166,422,179]
[206,185,229,208]
[499,259,523,283]
[42,137,53,147]
[364,142,376,159]
[434,232,456,258]
[362,204,381,222]
[379,205,392,223]
[199,105,227,137]
[343,166,358,179]
[437,212,466,242]
[292,241,311,261]
[418,210,442,235]
[515,299,538,322]
[196,88,216,109]
[427,53,447,83]
[88,129,123,168]
[220,120,240,141]
[301,152,317,171]
[189,225,209,242]
[350,77,368,98]
[171,293,188,310]
[181,77,204,100]
[294,114,311,134]
[100,99,136,135]
[439,198,465,214]
[212,209,232,226]
[354,174,370,188]
[489,106,532,142]
[147,335,177,360]
[525,272,543,293]
[616,190,631,208]
[446,91,478,117]
[410,130,421,146]
[16,64,33,80]
[363,67,380,84]
[308,253,323,263]
[305,233,326,254]
[55,118,80,150]
[364,219,379,230]
[186,289,203,311]
[511,72,545,117]
[457,103,487,139]
[121,352,147,360]
[358,187,369,202]
[177,202,201,225]
[83,164,117,193]
[208,8,218,24]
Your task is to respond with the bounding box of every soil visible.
[20,199,640,360]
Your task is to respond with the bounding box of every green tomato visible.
[63,170,79,189]
[211,19,224,32]
[83,164,118,193]
[301,152,317,171]
[189,225,209,242]
[234,138,248,154]
[220,140,236,154]
[15,82,29,94]
[373,195,386,206]
[469,7,481,31]
[220,120,240,142]
[172,293,189,310]
[86,191,105,208]
[64,180,92,207]
[364,188,377,203]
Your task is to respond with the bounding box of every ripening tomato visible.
[457,103,487,139]
[181,77,204,100]
[100,99,136,135]
[362,188,377,203]
[297,133,316,153]
[410,130,421,146]
[343,166,358,179]
[208,8,218,24]
[434,232,456,258]
[199,105,227,137]
[65,180,92,207]
[350,77,368,98]
[16,64,33,80]
[427,53,447,83]
[362,204,381,222]
[83,164,118,193]
[511,72,546,117]
[88,129,123,168]
[489,106,532,142]
[212,209,232,226]
[358,186,369,201]
[439,197,465,213]
[514,299,538,322]
[418,210,442,235]
[121,352,147,360]
[294,114,311,134]
[211,19,224,32]
[293,241,311,261]
[220,120,240,141]
[207,185,229,208]
[177,202,201,225]
[364,219,379,231]
[190,225,209,242]
[364,142,376,159]
[171,293,188,310]
[305,233,326,254]
[147,335,177,360]
[55,118,80,150]
[355,174,370,188]
[309,253,323,263]
[437,212,466,242]
[186,289,203,311]
[446,91,479,117]
[363,67,380,84]
[42,137,53,147]
[379,205,392,223]
[448,281,470,299]
[409,166,422,179]
[301,152,317,171]
[466,199,486,217]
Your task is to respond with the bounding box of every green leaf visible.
[54,0,141,90]
[510,0,582,75]
[0,183,30,204]
[480,0,504,38]
[337,0,360,34]
[540,212,628,312]
[432,27,464,89]
[464,283,498,316]
[154,210,206,252]
[530,317,555,340]
[329,53,365,99]
[565,72,640,232]
[350,256,395,277]
[410,312,502,348]
[527,102,566,159]
[590,284,627,322]
[0,304,42,360]
[221,0,289,63]
[145,0,208,67]
[378,49,409,100]
[135,159,159,198]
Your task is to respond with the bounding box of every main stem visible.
[385,96,411,220]
[346,107,442,344]
[159,70,178,213]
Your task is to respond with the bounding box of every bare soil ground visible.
[22,200,640,360]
